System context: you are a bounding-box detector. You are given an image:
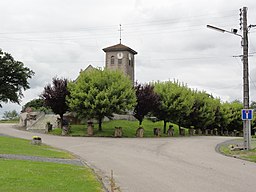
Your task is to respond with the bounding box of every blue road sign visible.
[242,109,253,120]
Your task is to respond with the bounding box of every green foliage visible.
[2,110,19,120]
[22,98,51,113]
[189,91,220,130]
[68,69,136,131]
[153,80,243,133]
[154,81,193,133]
[223,101,243,131]
[0,49,34,107]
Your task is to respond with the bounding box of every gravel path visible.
[0,154,85,166]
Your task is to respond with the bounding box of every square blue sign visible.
[242,109,253,120]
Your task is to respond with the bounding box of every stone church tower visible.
[103,43,137,84]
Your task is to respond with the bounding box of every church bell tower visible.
[103,43,137,84]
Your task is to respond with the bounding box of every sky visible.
[1,0,256,118]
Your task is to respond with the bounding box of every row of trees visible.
[0,48,247,133]
[2,110,19,120]
[37,69,247,134]
[134,81,245,134]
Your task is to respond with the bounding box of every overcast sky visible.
[1,0,256,118]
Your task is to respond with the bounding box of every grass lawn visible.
[0,136,104,191]
[0,159,103,192]
[51,119,189,137]
[0,136,73,159]
[219,138,256,162]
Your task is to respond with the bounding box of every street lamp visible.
[206,25,242,37]
[207,7,251,150]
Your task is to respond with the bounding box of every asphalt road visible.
[1,124,256,192]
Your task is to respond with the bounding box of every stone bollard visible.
[195,129,202,135]
[230,131,235,137]
[189,129,194,136]
[180,128,185,136]
[167,128,174,136]
[205,129,210,136]
[213,129,218,136]
[87,121,94,136]
[114,127,122,138]
[62,125,69,136]
[136,127,144,138]
[153,128,161,137]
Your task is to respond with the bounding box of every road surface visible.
[0,124,255,192]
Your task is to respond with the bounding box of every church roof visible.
[103,43,137,54]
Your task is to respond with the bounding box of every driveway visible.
[0,124,256,192]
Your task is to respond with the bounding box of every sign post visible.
[242,109,253,150]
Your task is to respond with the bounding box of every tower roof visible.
[103,43,137,54]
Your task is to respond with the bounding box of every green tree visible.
[2,110,19,120]
[41,78,70,128]
[188,91,220,131]
[0,49,34,107]
[226,101,243,131]
[154,81,193,134]
[67,69,136,131]
[250,101,256,129]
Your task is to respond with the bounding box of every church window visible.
[118,59,122,65]
[111,56,115,65]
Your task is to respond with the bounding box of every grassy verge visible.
[0,136,104,192]
[0,159,103,192]
[51,119,189,137]
[0,136,73,159]
[219,138,256,162]
[0,119,19,123]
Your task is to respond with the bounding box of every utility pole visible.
[241,7,251,150]
[207,7,256,150]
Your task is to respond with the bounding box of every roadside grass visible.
[51,119,189,137]
[0,136,104,192]
[219,138,256,163]
[0,136,73,159]
[0,119,19,124]
[0,159,103,192]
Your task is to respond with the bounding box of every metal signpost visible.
[242,109,253,150]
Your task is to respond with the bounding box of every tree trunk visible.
[60,114,63,129]
[139,120,142,126]
[179,124,181,135]
[98,118,102,131]
[163,120,167,134]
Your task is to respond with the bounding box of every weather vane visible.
[118,24,123,44]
